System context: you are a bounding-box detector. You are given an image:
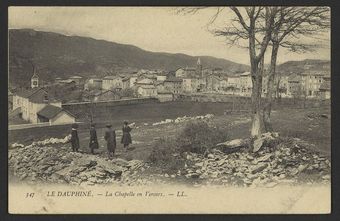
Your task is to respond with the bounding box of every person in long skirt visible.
[70,123,80,152]
[89,123,99,154]
[104,124,116,159]
[121,121,132,150]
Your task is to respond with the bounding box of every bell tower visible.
[196,57,202,78]
[31,67,39,89]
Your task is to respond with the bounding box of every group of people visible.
[70,121,133,159]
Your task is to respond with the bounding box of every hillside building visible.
[102,76,123,91]
[84,78,103,90]
[122,75,138,89]
[12,87,75,124]
[69,76,84,85]
[239,72,252,96]
[300,72,325,97]
[137,85,157,97]
[319,79,330,100]
[163,77,183,94]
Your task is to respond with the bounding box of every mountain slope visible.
[9,29,249,87]
[277,59,330,74]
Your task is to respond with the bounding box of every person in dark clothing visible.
[89,123,99,154]
[70,123,80,152]
[121,121,132,150]
[104,124,116,159]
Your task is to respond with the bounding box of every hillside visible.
[277,59,330,74]
[9,29,249,87]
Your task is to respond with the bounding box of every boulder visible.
[250,163,268,174]
[217,138,245,149]
[253,154,273,164]
[252,132,278,153]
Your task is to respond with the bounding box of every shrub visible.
[176,120,229,154]
[147,120,229,173]
[148,137,184,173]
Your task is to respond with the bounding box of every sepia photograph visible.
[7,6,331,214]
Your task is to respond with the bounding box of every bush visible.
[148,137,184,173]
[176,121,229,154]
[147,120,229,173]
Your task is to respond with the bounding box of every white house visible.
[12,88,75,124]
[84,78,103,90]
[239,72,252,96]
[137,85,157,97]
[102,76,123,91]
[122,75,138,89]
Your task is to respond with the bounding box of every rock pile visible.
[9,144,146,186]
[10,143,24,149]
[10,136,71,150]
[306,112,330,120]
[182,135,331,187]
[151,114,214,126]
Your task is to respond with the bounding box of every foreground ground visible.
[76,105,331,160]
[9,104,331,187]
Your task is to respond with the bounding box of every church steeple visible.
[31,66,39,89]
[196,57,202,77]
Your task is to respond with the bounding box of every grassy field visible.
[9,102,331,161]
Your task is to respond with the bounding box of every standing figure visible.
[104,124,116,159]
[121,121,132,150]
[89,123,99,154]
[70,123,80,152]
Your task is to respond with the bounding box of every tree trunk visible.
[250,58,263,137]
[263,43,279,132]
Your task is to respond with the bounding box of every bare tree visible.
[263,7,330,131]
[177,7,278,137]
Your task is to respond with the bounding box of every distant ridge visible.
[277,59,330,74]
[9,29,250,87]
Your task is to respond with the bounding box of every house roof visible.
[240,72,251,76]
[155,81,165,86]
[94,90,117,97]
[69,76,83,79]
[138,85,156,89]
[135,78,154,84]
[227,75,240,78]
[184,67,196,71]
[207,74,223,80]
[16,88,47,99]
[89,78,102,81]
[157,91,173,95]
[288,75,301,82]
[15,88,59,103]
[122,76,131,81]
[164,77,183,82]
[300,71,327,76]
[31,72,39,79]
[61,79,76,83]
[103,75,121,80]
[37,105,63,119]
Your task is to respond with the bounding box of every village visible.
[8,57,330,126]
[6,6,333,215]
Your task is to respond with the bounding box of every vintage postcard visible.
[8,6,331,214]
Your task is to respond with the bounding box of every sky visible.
[8,7,330,65]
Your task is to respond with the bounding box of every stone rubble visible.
[8,131,331,188]
[9,144,146,186]
[151,114,214,126]
[181,135,331,187]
